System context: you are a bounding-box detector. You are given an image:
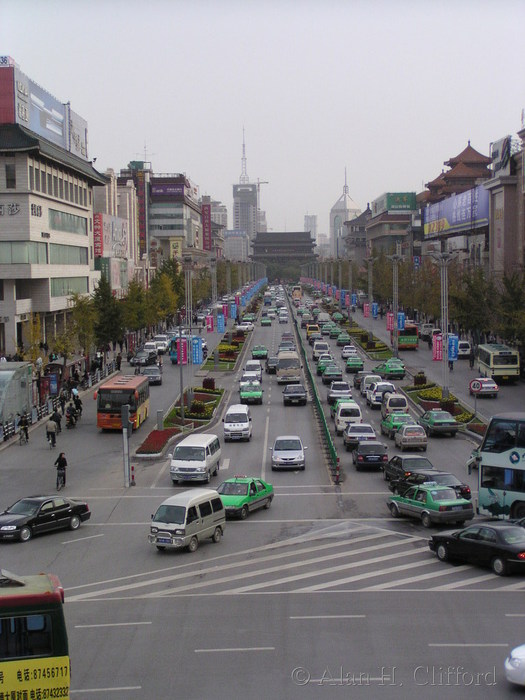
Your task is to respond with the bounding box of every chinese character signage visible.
[372,302,378,318]
[397,312,405,331]
[192,337,203,364]
[386,312,394,331]
[448,334,458,361]
[433,334,443,361]
[363,303,370,318]
[230,303,237,319]
[222,304,228,319]
[206,315,214,333]
[217,314,225,333]
[351,293,357,307]
[177,338,188,365]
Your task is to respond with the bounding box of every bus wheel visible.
[512,502,525,519]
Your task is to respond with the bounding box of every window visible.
[53,176,58,197]
[28,165,33,190]
[50,277,88,297]
[199,501,212,517]
[0,614,53,659]
[5,164,16,188]
[47,174,52,193]
[211,497,224,513]
[49,244,88,265]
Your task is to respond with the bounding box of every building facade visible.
[330,174,361,257]
[223,229,250,261]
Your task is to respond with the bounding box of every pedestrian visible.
[54,452,67,487]
[448,359,454,372]
[469,349,475,369]
[116,352,122,371]
[46,417,57,447]
[51,409,62,434]
[59,389,67,415]
[18,413,29,443]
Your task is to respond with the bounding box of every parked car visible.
[282,383,307,406]
[217,477,273,519]
[343,423,377,451]
[394,424,428,452]
[429,522,525,575]
[418,409,459,437]
[0,495,91,542]
[388,484,474,528]
[327,381,352,406]
[352,440,388,471]
[389,469,471,500]
[142,365,163,385]
[270,435,307,471]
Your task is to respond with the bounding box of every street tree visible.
[92,275,123,349]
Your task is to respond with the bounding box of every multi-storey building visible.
[223,230,250,261]
[330,173,361,257]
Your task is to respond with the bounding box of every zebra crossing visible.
[66,520,525,602]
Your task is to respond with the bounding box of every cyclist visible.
[73,394,83,417]
[54,452,67,489]
[18,413,29,444]
[46,417,57,447]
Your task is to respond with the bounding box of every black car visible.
[0,496,91,542]
[265,356,279,374]
[327,381,352,406]
[353,370,370,390]
[389,469,471,500]
[308,333,323,346]
[382,455,435,482]
[142,365,163,385]
[352,441,388,471]
[429,523,525,576]
[129,349,157,366]
[322,367,343,385]
[282,383,307,406]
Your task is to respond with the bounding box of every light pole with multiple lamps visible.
[387,242,403,358]
[431,251,457,401]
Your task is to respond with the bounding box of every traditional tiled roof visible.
[445,141,491,167]
[442,161,490,179]
[0,123,106,184]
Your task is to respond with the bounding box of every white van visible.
[334,401,363,435]
[360,374,382,397]
[245,360,263,382]
[381,393,409,419]
[223,404,252,442]
[312,340,330,361]
[148,488,225,552]
[276,350,302,384]
[169,434,221,484]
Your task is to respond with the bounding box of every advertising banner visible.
[351,293,357,307]
[241,296,246,307]
[177,338,188,365]
[423,185,489,237]
[345,294,350,307]
[372,302,378,318]
[340,291,345,305]
[433,334,443,361]
[230,303,237,319]
[206,315,214,333]
[386,312,394,331]
[397,312,405,331]
[448,334,458,361]
[217,314,225,333]
[192,337,203,364]
[363,303,370,318]
[151,184,184,196]
[335,289,340,301]
[222,304,228,319]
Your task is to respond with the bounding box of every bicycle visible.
[19,430,28,446]
[56,469,65,491]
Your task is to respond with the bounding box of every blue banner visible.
[340,290,346,305]
[351,293,357,306]
[192,336,203,364]
[217,314,225,333]
[372,302,378,318]
[230,303,237,319]
[448,335,458,361]
[397,312,405,331]
[241,295,246,306]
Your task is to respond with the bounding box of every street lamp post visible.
[387,242,403,358]
[367,256,377,343]
[431,251,456,401]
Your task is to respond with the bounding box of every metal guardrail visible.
[294,318,340,484]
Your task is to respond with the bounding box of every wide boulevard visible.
[1,298,524,698]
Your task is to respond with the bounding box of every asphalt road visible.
[1,298,524,698]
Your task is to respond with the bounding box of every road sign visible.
[469,379,482,394]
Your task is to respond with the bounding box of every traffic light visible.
[121,404,133,433]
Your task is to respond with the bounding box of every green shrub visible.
[417,387,457,402]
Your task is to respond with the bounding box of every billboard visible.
[423,185,489,237]
[202,202,212,251]
[491,136,512,178]
[151,184,184,196]
[93,213,128,258]
[372,192,417,216]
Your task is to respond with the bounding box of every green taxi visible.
[243,313,256,322]
[217,476,274,519]
[336,332,352,346]
[261,317,272,327]
[374,358,406,379]
[380,412,413,439]
[418,409,459,437]
[332,312,344,322]
[252,344,269,359]
[388,483,474,528]
[240,381,264,405]
[317,355,335,376]
[345,356,364,373]
[330,326,342,339]
[311,307,321,317]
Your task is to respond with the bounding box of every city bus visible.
[391,323,419,350]
[94,374,150,430]
[476,413,525,520]
[0,570,70,698]
[476,343,520,382]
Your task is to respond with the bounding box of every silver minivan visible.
[169,434,221,484]
[149,488,225,552]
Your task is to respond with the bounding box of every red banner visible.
[433,334,443,361]
[345,295,350,307]
[202,203,212,251]
[222,304,228,318]
[176,338,188,364]
[206,315,214,333]
[386,312,394,331]
[363,303,370,318]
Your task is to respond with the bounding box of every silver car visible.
[270,435,307,471]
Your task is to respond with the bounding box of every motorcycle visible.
[66,410,77,429]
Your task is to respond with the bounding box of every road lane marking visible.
[221,457,230,471]
[290,615,366,619]
[261,414,270,481]
[70,686,142,694]
[75,622,152,628]
[195,647,274,653]
[428,643,508,648]
[429,573,498,590]
[366,565,472,590]
[62,534,104,544]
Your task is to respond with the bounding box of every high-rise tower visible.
[233,129,257,242]
[330,169,360,257]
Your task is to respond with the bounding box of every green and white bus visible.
[476,343,520,382]
[476,413,525,520]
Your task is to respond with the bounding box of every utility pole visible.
[388,242,403,358]
[431,251,457,400]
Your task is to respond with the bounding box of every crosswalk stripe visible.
[365,564,472,590]
[431,573,518,590]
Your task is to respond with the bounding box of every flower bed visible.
[136,427,181,455]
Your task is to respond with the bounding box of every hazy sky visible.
[3,0,525,234]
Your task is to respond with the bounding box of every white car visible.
[236,322,254,332]
[394,424,428,452]
[239,372,259,390]
[341,345,358,358]
[457,340,471,358]
[470,377,499,398]
[366,381,395,408]
[505,644,525,686]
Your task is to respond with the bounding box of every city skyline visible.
[3,0,525,235]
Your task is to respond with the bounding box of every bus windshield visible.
[97,389,136,412]
[481,417,525,453]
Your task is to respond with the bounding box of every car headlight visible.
[0,525,17,531]
[151,527,158,534]
[509,655,523,669]
[197,467,206,473]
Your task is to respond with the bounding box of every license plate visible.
[369,457,379,461]
[452,506,462,511]
[291,399,300,403]
[157,537,171,544]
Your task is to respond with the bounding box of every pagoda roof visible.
[445,142,491,167]
[442,161,490,179]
